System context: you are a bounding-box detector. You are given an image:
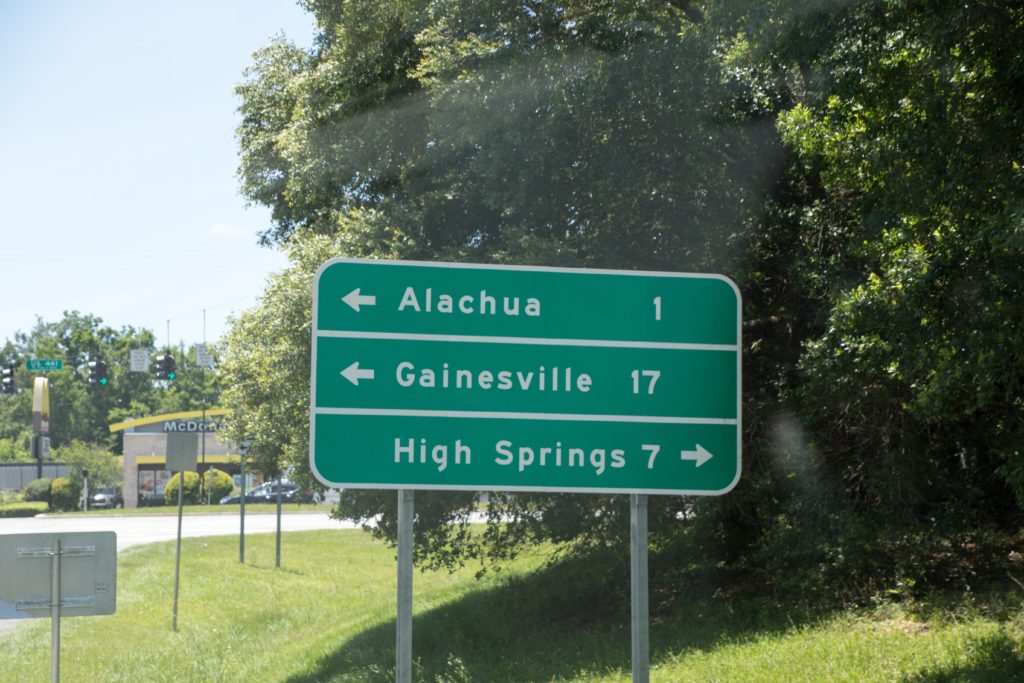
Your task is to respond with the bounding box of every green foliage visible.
[56,440,121,488]
[220,236,333,493]
[0,313,157,451]
[0,435,32,462]
[0,501,47,517]
[0,313,222,455]
[231,0,780,572]
[229,0,1024,594]
[164,471,201,505]
[203,468,234,502]
[763,1,1024,521]
[49,476,82,512]
[24,477,52,503]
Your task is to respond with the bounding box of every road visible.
[0,511,354,549]
[0,511,356,636]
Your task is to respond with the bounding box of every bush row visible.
[15,468,235,510]
[164,469,233,505]
[0,501,48,517]
[19,477,82,512]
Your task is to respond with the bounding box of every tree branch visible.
[666,0,705,25]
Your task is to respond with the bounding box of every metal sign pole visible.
[396,489,414,683]
[630,494,650,683]
[50,538,61,683]
[172,470,184,631]
[275,475,283,569]
[204,403,214,505]
[239,448,247,564]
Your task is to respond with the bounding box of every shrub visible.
[164,471,201,504]
[0,502,48,517]
[204,469,234,502]
[50,477,82,512]
[24,478,53,503]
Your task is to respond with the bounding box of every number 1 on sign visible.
[653,296,661,320]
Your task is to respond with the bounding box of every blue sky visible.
[0,1,315,349]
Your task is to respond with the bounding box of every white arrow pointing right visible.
[342,288,377,312]
[680,444,713,468]
[340,362,375,386]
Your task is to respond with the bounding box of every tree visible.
[0,313,157,450]
[56,440,122,488]
[230,0,1024,589]
[220,241,321,487]
[231,0,788,570]
[762,1,1024,518]
[0,312,223,455]
[149,342,223,416]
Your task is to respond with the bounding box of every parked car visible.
[90,486,123,509]
[219,481,314,505]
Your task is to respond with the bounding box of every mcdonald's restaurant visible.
[109,410,261,508]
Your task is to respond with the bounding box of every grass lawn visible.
[1,530,1022,682]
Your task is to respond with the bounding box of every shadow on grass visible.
[283,555,827,683]
[900,632,1024,682]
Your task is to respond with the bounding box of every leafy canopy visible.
[228,0,1024,588]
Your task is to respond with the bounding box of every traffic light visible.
[88,359,110,385]
[154,353,176,380]
[1,364,14,394]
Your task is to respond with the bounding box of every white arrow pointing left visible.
[340,362,375,386]
[342,288,377,312]
[680,444,713,468]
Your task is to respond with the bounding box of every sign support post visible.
[50,538,61,683]
[238,438,252,564]
[396,489,414,683]
[166,431,198,631]
[172,469,183,632]
[275,475,283,569]
[630,494,649,683]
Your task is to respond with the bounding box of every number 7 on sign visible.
[642,444,660,469]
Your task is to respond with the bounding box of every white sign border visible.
[309,258,742,497]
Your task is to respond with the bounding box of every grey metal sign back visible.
[166,432,199,471]
[0,531,117,620]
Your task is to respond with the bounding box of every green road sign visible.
[310,259,741,496]
[25,359,63,372]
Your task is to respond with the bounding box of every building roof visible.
[108,409,231,433]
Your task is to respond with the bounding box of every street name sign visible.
[310,259,741,496]
[26,359,62,372]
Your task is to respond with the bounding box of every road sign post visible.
[166,432,198,632]
[310,259,741,683]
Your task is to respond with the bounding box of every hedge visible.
[164,471,201,504]
[204,468,234,502]
[50,477,82,512]
[24,477,53,503]
[0,502,48,518]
